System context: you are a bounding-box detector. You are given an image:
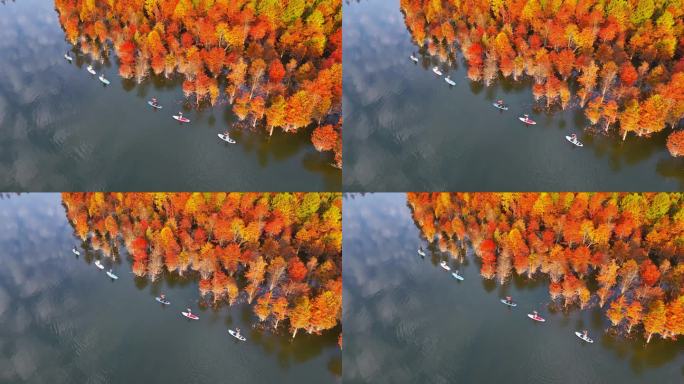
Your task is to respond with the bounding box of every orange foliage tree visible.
[55,0,343,167]
[408,192,684,343]
[62,192,341,339]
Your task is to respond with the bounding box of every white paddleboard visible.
[173,115,190,123]
[229,329,246,341]
[98,75,110,85]
[575,331,594,343]
[417,249,426,257]
[565,136,583,147]
[106,271,118,280]
[500,299,517,307]
[148,101,162,109]
[94,260,104,270]
[493,103,509,111]
[432,66,443,76]
[72,248,80,256]
[527,313,546,322]
[87,65,96,75]
[218,133,236,143]
[451,272,464,281]
[155,297,171,305]
[519,117,536,125]
[445,77,456,86]
[182,311,199,320]
[440,261,451,271]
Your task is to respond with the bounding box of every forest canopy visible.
[407,192,683,343]
[62,192,342,339]
[400,0,684,157]
[55,0,343,167]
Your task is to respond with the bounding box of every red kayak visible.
[182,311,199,320]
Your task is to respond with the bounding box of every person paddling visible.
[151,97,158,106]
[571,133,577,141]
[532,310,539,319]
[582,330,588,338]
[160,293,166,301]
[496,99,504,107]
[506,296,513,305]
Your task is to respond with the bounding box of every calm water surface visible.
[0,194,341,383]
[343,193,684,384]
[342,0,684,191]
[0,1,340,191]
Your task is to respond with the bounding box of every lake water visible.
[0,0,340,191]
[0,194,341,383]
[342,0,684,191]
[343,193,684,383]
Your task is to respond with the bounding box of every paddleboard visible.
[565,135,583,147]
[72,248,80,256]
[445,77,456,86]
[64,54,73,62]
[229,329,246,341]
[575,331,594,343]
[87,65,96,75]
[156,297,171,305]
[173,115,190,123]
[148,101,162,109]
[432,66,443,76]
[94,260,104,270]
[500,299,517,307]
[98,75,110,85]
[527,313,546,322]
[410,55,419,63]
[417,249,426,257]
[492,103,509,111]
[451,272,464,281]
[182,311,199,320]
[519,117,536,125]
[218,133,236,143]
[106,271,118,280]
[439,261,451,271]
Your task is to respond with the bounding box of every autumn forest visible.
[408,192,683,343]
[55,0,342,167]
[62,192,342,340]
[400,0,684,157]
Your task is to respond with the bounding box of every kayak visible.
[417,248,426,257]
[72,248,80,256]
[575,331,594,343]
[519,117,536,125]
[106,270,118,280]
[228,329,246,341]
[94,260,104,270]
[148,101,162,109]
[87,65,96,75]
[439,261,451,271]
[64,53,73,62]
[565,135,583,147]
[218,133,236,144]
[155,297,171,305]
[432,66,443,76]
[451,272,464,281]
[445,77,456,86]
[500,299,517,307]
[527,313,546,322]
[410,55,419,63]
[182,311,199,320]
[173,115,190,123]
[98,75,110,85]
[492,103,509,111]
